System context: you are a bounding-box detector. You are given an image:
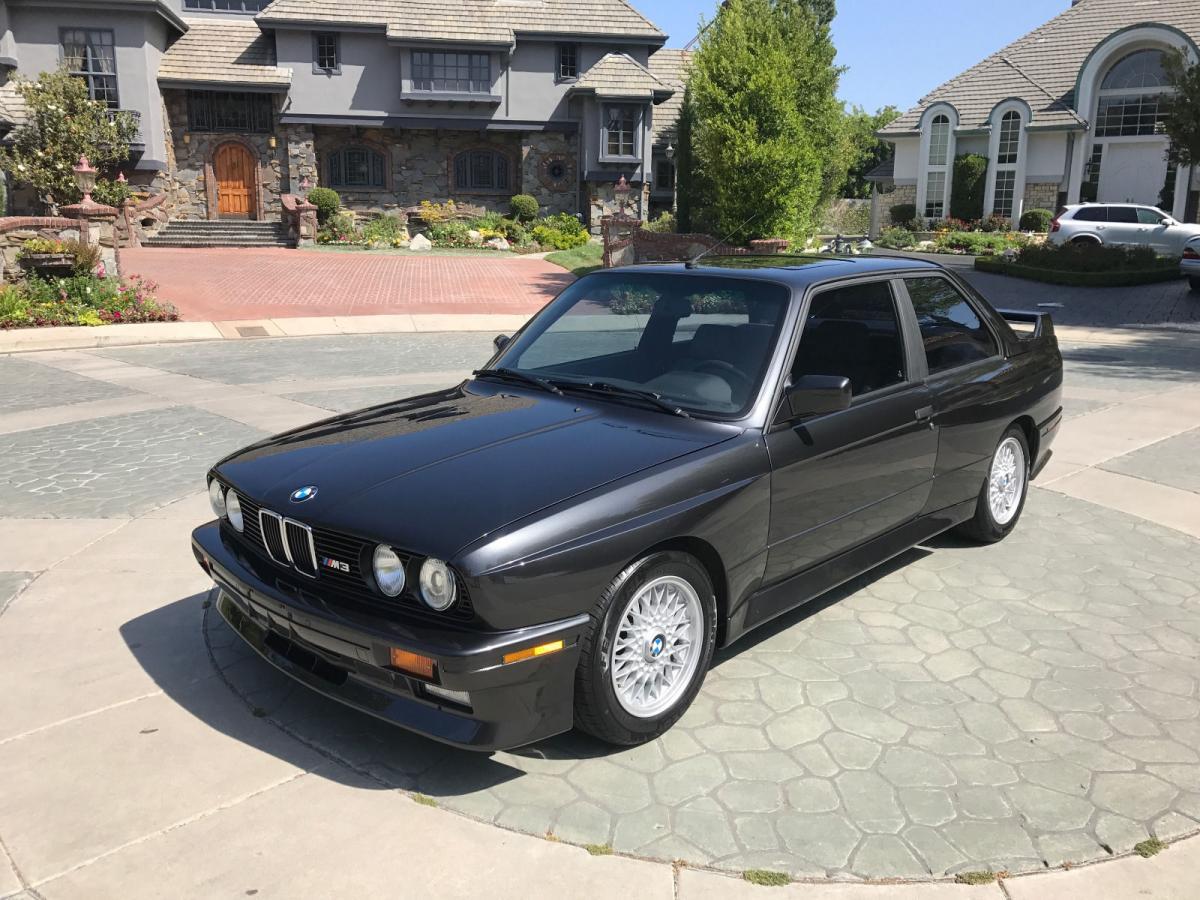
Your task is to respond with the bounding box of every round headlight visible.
[419,558,457,611]
[373,545,407,598]
[208,479,227,518]
[226,491,245,533]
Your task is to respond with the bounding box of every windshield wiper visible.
[472,368,563,396]
[553,380,690,418]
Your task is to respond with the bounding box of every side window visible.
[791,281,906,397]
[1137,207,1165,224]
[905,277,998,374]
[1109,206,1138,224]
[1073,207,1108,222]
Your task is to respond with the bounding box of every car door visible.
[763,278,938,585]
[896,274,1013,512]
[1136,207,1172,253]
[1105,206,1145,246]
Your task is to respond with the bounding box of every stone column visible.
[61,198,120,275]
[285,124,318,195]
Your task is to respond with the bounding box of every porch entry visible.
[215,143,256,219]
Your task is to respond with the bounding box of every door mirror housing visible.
[782,375,853,421]
[493,334,510,353]
[1161,217,1174,226]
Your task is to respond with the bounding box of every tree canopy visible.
[676,0,846,242]
[1164,49,1200,168]
[0,69,138,208]
[841,105,900,199]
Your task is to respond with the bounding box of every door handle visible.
[915,406,934,423]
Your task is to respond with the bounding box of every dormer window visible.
[412,51,490,94]
[557,44,578,81]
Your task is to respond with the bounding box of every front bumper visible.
[192,522,588,751]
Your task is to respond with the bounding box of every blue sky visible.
[638,1,1069,114]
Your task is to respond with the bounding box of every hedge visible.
[974,256,1183,287]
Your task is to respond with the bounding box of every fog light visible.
[390,648,435,680]
[503,639,565,665]
[424,684,471,707]
[208,479,227,518]
[227,491,245,533]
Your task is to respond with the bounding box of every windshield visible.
[493,272,792,417]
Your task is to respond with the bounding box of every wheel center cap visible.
[646,633,666,661]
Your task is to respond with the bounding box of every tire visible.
[1189,276,1200,294]
[574,551,717,746]
[1072,236,1101,246]
[956,425,1031,544]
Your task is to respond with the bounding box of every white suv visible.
[1049,204,1200,256]
[1183,237,1200,293]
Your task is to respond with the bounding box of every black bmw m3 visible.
[192,255,1063,751]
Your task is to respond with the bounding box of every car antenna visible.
[685,210,764,269]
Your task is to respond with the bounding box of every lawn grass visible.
[546,241,604,277]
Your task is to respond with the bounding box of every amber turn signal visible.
[390,648,436,680]
[502,640,565,665]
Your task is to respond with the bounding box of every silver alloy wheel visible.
[988,436,1027,526]
[609,575,704,718]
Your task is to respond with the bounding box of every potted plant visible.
[18,238,76,276]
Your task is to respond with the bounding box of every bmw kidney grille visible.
[258,509,318,579]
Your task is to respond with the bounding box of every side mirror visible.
[493,334,510,353]
[783,375,852,420]
[1161,217,1174,226]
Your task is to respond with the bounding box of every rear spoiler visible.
[996,308,1055,346]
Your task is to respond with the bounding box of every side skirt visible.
[730,499,977,644]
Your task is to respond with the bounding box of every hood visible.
[215,382,737,559]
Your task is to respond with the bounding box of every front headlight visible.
[226,491,245,533]
[373,545,407,597]
[208,479,227,518]
[419,558,457,611]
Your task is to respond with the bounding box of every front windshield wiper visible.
[553,380,691,418]
[472,367,563,396]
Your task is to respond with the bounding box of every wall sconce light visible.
[269,136,278,149]
[182,132,191,145]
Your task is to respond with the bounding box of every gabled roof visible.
[648,48,691,146]
[572,52,671,100]
[882,0,1200,135]
[0,80,26,128]
[256,0,666,45]
[158,20,292,89]
[7,0,187,34]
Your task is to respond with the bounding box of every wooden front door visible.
[215,143,255,219]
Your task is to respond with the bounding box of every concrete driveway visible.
[2,326,1200,898]
[120,247,574,321]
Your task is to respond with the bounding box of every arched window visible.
[992,110,1022,218]
[1096,49,1171,137]
[327,145,386,189]
[924,114,951,218]
[453,149,511,193]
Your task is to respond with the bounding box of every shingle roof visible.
[0,80,27,128]
[158,19,292,88]
[882,0,1200,134]
[572,52,671,100]
[648,48,690,146]
[256,0,665,44]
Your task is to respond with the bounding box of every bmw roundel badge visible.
[290,485,318,503]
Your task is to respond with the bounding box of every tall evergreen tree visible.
[677,0,846,241]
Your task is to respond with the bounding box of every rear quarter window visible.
[1072,207,1108,222]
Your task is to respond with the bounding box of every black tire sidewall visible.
[974,426,1031,540]
[582,552,717,743]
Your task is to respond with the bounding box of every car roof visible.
[618,254,943,288]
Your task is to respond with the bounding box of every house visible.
[872,0,1200,229]
[0,0,685,229]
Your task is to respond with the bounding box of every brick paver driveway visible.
[121,247,574,321]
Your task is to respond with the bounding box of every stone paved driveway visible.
[121,247,574,321]
[3,326,1200,893]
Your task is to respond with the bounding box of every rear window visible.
[1072,207,1107,222]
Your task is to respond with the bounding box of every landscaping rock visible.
[409,233,432,252]
[485,236,511,251]
[467,229,483,245]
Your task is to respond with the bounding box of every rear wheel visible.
[574,552,717,745]
[957,425,1030,543]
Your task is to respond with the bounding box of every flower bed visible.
[974,243,1182,287]
[0,273,178,329]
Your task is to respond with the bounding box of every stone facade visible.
[0,215,118,280]
[160,90,287,222]
[1023,180,1061,215]
[521,132,579,216]
[589,180,650,230]
[880,183,918,227]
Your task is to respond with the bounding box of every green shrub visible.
[1014,242,1162,273]
[417,199,459,224]
[1019,208,1054,232]
[428,220,475,247]
[643,212,677,233]
[317,211,360,244]
[978,214,1012,233]
[473,211,507,231]
[307,187,341,225]
[876,227,915,249]
[821,200,871,235]
[92,178,133,208]
[934,230,1025,256]
[360,214,407,245]
[509,194,540,222]
[889,203,916,225]
[951,154,988,221]
[531,212,588,250]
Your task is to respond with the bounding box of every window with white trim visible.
[61,29,118,108]
[315,33,339,73]
[412,51,490,94]
[992,110,1021,218]
[924,114,950,218]
[603,104,639,158]
[1095,49,1171,137]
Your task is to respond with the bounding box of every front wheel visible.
[573,552,717,746]
[957,426,1031,543]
